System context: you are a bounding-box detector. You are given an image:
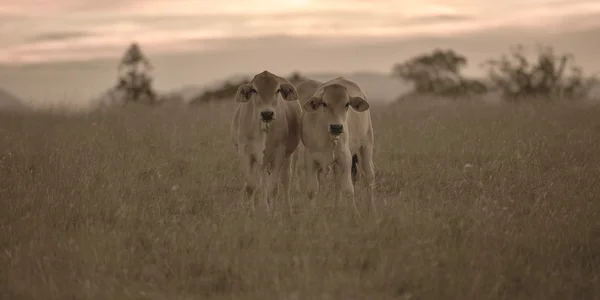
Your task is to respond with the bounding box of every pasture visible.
[1,99,599,299]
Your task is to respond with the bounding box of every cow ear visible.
[235,84,253,102]
[302,96,322,112]
[349,96,369,112]
[279,83,299,101]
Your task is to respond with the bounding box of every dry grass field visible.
[1,99,599,299]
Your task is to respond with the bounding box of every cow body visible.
[298,77,376,213]
[231,71,302,211]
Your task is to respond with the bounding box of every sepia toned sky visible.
[1,0,599,65]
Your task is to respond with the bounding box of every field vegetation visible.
[1,97,599,299]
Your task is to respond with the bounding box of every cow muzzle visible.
[329,124,344,137]
[260,110,275,122]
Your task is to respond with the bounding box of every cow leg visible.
[318,164,328,185]
[254,151,270,213]
[304,151,320,208]
[265,146,285,212]
[241,153,260,210]
[351,154,360,184]
[336,151,360,217]
[332,163,341,207]
[280,155,293,215]
[359,146,378,213]
[324,164,334,181]
[291,149,302,193]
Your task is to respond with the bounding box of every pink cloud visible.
[0,0,138,14]
[126,0,390,15]
[1,0,600,65]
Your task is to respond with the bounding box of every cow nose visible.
[260,110,274,121]
[329,124,343,135]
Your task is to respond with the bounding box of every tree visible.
[189,77,251,104]
[482,44,596,101]
[392,49,486,96]
[286,71,308,85]
[114,42,158,106]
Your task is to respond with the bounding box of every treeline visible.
[393,44,597,101]
[190,44,597,104]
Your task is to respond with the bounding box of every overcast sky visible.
[1,0,599,65]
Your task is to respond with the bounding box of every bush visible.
[189,78,250,104]
[482,44,597,101]
[392,49,487,97]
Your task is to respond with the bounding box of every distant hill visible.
[171,71,412,104]
[0,88,27,111]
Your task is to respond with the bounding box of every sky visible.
[1,0,600,65]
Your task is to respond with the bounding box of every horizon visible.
[2,0,600,65]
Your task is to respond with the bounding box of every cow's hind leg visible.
[359,146,378,212]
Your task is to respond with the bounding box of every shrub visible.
[392,49,487,97]
[482,44,597,101]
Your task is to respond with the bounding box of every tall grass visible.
[1,99,599,299]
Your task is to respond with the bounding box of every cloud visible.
[400,13,474,25]
[1,0,600,65]
[26,31,95,43]
[0,0,139,15]
[124,0,390,16]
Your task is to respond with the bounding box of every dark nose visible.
[329,124,343,135]
[260,110,274,121]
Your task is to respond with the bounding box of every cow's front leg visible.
[332,163,342,206]
[336,150,360,217]
[265,146,285,212]
[291,149,303,193]
[240,150,260,210]
[304,150,320,208]
[280,155,293,214]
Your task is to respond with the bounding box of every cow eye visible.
[322,103,328,108]
[249,88,257,94]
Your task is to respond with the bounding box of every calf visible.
[298,77,375,213]
[231,71,302,211]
